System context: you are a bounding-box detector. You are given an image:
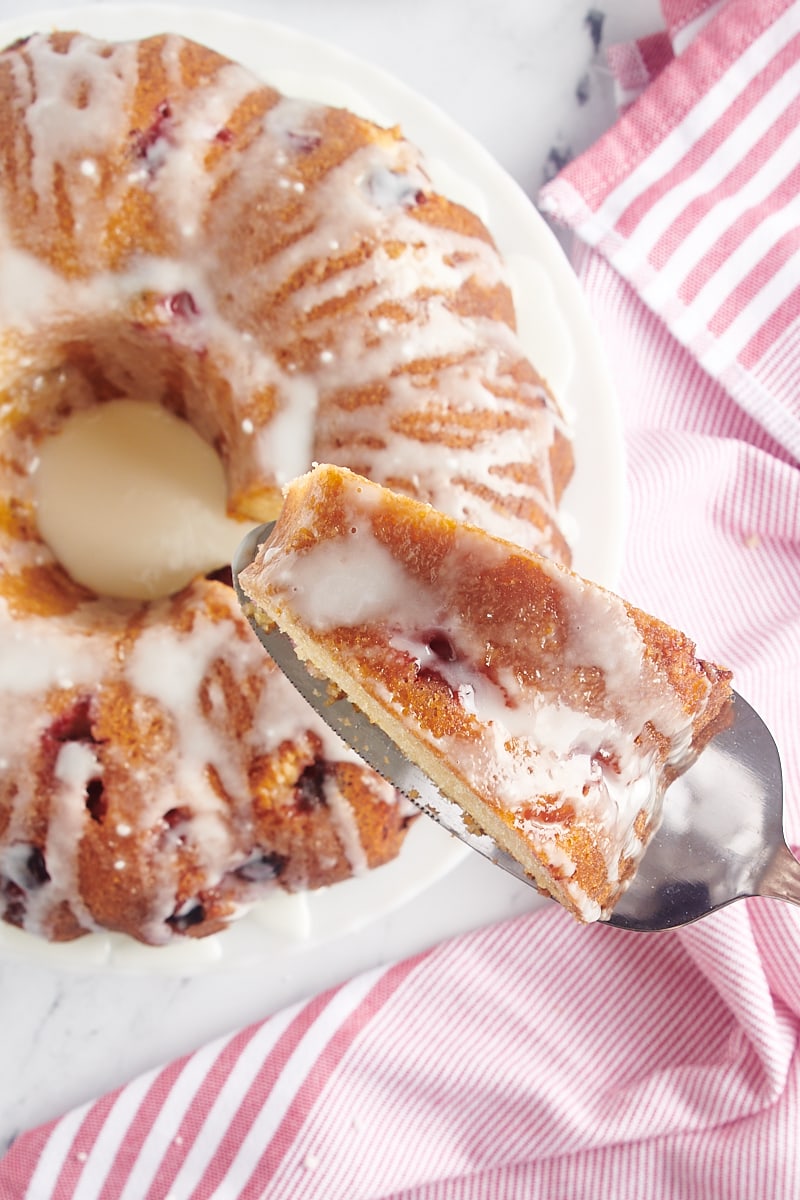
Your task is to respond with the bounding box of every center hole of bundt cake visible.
[34,399,251,600]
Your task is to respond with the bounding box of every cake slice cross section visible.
[238,463,733,921]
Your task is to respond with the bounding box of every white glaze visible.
[43,742,105,935]
[0,27,571,944]
[0,619,105,695]
[126,616,251,816]
[243,467,714,920]
[264,531,428,630]
[322,778,369,876]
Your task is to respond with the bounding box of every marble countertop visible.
[0,0,662,1156]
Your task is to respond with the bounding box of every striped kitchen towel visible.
[2,0,800,1195]
[540,0,800,464]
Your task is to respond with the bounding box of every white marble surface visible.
[0,0,663,1157]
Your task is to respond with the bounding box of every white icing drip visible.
[179,811,235,867]
[148,61,266,243]
[266,374,320,486]
[38,741,103,933]
[19,35,138,221]
[3,844,40,890]
[126,617,247,819]
[323,776,368,875]
[0,613,106,697]
[247,667,367,770]
[0,250,212,331]
[265,532,423,630]
[263,95,323,144]
[53,739,100,788]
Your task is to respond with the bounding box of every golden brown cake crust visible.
[0,31,575,944]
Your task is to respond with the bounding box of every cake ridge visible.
[0,31,574,943]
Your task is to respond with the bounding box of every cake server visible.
[233,522,800,933]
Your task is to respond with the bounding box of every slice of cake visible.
[238,464,733,921]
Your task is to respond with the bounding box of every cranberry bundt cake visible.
[0,32,573,943]
[239,465,733,922]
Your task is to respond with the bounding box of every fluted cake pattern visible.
[0,31,573,943]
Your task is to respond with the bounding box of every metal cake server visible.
[233,522,800,933]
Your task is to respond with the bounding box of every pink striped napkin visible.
[3,0,800,1195]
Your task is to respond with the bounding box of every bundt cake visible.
[0,31,573,944]
[238,465,734,922]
